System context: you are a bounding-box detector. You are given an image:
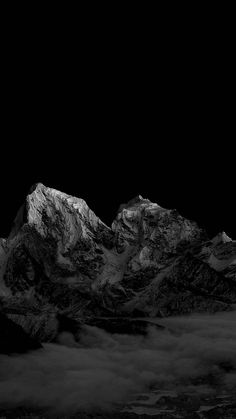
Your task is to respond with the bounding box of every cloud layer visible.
[0,311,236,413]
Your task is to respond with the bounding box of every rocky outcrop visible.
[0,312,42,354]
[199,232,236,280]
[0,238,9,297]
[0,183,235,340]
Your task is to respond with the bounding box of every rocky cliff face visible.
[0,184,235,338]
[0,312,42,354]
[199,232,236,279]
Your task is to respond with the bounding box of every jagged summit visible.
[211,231,232,245]
[117,195,161,213]
[28,182,44,194]
[27,183,89,208]
[10,185,165,239]
[0,183,235,335]
[9,183,110,240]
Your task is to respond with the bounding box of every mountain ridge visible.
[0,183,235,340]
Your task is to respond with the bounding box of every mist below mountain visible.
[0,185,235,417]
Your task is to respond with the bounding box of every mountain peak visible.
[1,183,235,331]
[117,195,161,214]
[28,182,46,194]
[9,184,109,240]
[211,231,232,245]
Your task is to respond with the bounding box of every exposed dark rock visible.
[0,312,42,354]
[0,183,235,339]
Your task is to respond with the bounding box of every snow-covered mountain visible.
[0,183,235,338]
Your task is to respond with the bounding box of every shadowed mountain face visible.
[0,312,42,354]
[0,184,235,339]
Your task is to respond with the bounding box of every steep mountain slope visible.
[0,312,42,354]
[199,231,236,279]
[0,184,235,339]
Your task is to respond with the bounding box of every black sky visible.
[1,20,235,239]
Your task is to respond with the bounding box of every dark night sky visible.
[1,22,235,239]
